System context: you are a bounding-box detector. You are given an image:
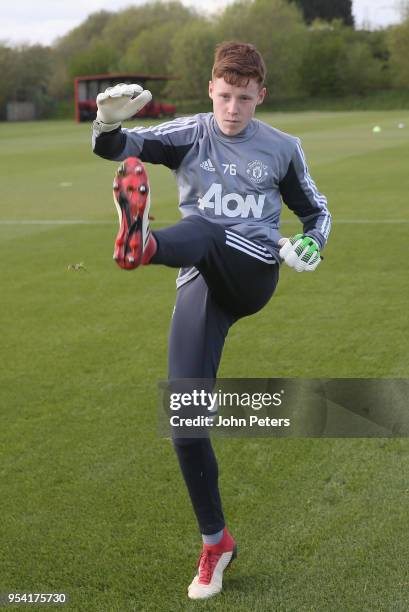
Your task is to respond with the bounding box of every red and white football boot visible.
[112,157,156,270]
[188,528,237,600]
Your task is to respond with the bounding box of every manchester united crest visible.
[246,160,269,183]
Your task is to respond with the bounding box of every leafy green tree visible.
[49,3,197,107]
[300,23,345,96]
[289,0,354,26]
[167,20,218,102]
[118,22,179,98]
[67,41,119,79]
[1,44,55,117]
[387,17,409,87]
[0,45,16,117]
[301,21,386,97]
[55,11,113,58]
[217,0,307,99]
[51,11,115,101]
[359,30,390,65]
[339,41,387,94]
[47,56,71,101]
[100,2,196,55]
[0,0,398,120]
[216,0,252,42]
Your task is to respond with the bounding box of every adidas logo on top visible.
[200,158,216,172]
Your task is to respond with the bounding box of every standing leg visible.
[169,274,236,535]
[151,216,278,596]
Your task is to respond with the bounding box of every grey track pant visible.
[151,216,279,534]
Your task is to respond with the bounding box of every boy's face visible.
[209,77,266,136]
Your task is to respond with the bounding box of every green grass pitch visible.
[1,111,409,611]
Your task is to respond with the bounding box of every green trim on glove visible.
[279,233,322,272]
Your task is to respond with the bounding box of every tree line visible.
[1,0,409,119]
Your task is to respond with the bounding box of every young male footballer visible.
[92,41,331,599]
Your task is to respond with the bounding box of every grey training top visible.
[93,112,331,266]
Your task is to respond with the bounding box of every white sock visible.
[202,528,224,545]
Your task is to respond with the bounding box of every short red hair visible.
[212,41,266,88]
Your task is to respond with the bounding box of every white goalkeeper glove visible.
[95,83,152,132]
[278,234,322,272]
